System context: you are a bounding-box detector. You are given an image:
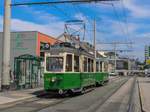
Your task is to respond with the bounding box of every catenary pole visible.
[94,19,96,58]
[114,43,117,74]
[93,19,96,72]
[2,0,11,90]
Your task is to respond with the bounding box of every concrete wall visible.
[0,31,37,89]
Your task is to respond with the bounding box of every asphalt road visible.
[0,76,135,112]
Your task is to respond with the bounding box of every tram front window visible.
[46,57,63,72]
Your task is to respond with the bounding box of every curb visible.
[0,90,46,107]
[137,80,146,112]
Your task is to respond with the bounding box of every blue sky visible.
[0,0,150,61]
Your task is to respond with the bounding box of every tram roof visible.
[43,46,95,58]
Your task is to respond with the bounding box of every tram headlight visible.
[51,77,57,82]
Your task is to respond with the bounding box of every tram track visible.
[127,76,137,112]
[81,77,129,112]
[0,93,70,112]
[85,76,140,112]
[126,76,146,112]
[38,77,129,112]
[0,76,125,112]
[137,79,146,112]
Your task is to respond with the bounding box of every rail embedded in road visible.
[0,77,129,112]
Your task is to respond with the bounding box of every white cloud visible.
[74,13,88,22]
[0,5,65,37]
[0,15,64,37]
[123,0,150,18]
[111,21,139,40]
[28,8,60,22]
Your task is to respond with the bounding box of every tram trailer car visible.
[44,43,109,94]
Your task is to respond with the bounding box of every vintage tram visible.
[44,42,109,94]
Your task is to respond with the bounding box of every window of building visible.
[66,54,72,72]
[74,55,79,72]
[40,52,44,58]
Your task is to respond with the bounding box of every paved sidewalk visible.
[138,77,150,112]
[0,87,44,105]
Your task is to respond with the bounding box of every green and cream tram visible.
[44,43,109,94]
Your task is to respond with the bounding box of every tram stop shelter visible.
[0,31,59,90]
[14,54,42,89]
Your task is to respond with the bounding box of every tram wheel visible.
[96,82,100,87]
[100,81,105,86]
[79,87,85,94]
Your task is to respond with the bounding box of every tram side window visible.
[96,61,99,72]
[74,55,79,72]
[104,62,108,72]
[46,57,63,72]
[100,61,102,72]
[88,58,91,72]
[91,60,94,72]
[66,54,72,72]
[84,57,88,72]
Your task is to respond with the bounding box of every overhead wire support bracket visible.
[11,0,119,6]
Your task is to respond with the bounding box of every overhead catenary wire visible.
[112,1,133,48]
[120,0,133,48]
[51,4,75,20]
[11,0,120,6]
[71,4,88,40]
[111,3,127,38]
[12,0,132,49]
